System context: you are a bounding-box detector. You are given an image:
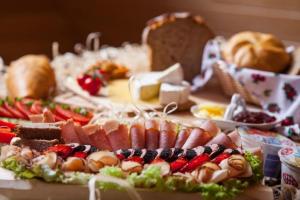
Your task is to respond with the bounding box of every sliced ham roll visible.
[200,120,219,137]
[130,120,145,149]
[29,114,43,123]
[106,122,130,151]
[88,128,113,151]
[159,120,177,148]
[42,108,55,123]
[175,129,190,148]
[74,124,91,144]
[82,124,99,135]
[206,132,235,148]
[228,130,241,148]
[182,128,207,149]
[145,119,160,150]
[60,120,80,143]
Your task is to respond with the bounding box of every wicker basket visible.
[213,61,261,106]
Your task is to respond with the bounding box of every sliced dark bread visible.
[13,138,59,152]
[16,123,61,141]
[142,12,214,82]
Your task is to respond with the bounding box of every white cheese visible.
[157,63,184,84]
[159,81,190,105]
[132,73,161,101]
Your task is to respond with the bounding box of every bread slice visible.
[143,12,214,82]
[16,123,61,141]
[13,138,59,152]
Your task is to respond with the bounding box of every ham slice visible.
[200,120,219,137]
[206,132,235,148]
[89,128,113,151]
[82,124,99,135]
[182,128,207,149]
[60,120,80,143]
[175,129,190,148]
[106,123,130,151]
[42,108,55,123]
[228,130,241,148]
[130,120,145,149]
[145,119,160,150]
[159,120,177,148]
[74,124,91,144]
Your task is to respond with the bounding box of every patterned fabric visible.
[194,38,300,139]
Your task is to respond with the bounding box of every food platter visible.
[0,11,299,200]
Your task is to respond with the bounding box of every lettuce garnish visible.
[244,151,263,182]
[62,172,92,185]
[1,156,35,179]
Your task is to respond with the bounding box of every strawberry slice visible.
[0,119,16,129]
[47,144,73,159]
[4,102,27,119]
[179,154,210,173]
[15,100,33,118]
[125,156,144,164]
[30,101,43,114]
[212,153,230,164]
[0,132,16,144]
[73,151,88,159]
[55,105,92,125]
[0,100,14,118]
[170,157,188,173]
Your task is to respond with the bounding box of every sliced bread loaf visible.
[142,12,214,82]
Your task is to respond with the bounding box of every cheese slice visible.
[157,63,184,84]
[132,73,161,101]
[159,81,190,105]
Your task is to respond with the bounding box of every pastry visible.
[143,12,214,82]
[222,31,291,72]
[6,55,56,99]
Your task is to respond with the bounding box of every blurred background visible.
[1,0,300,62]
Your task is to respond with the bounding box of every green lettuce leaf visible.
[32,164,63,182]
[200,179,248,200]
[127,166,164,190]
[244,151,263,182]
[1,156,35,179]
[164,175,201,192]
[62,172,92,185]
[97,166,126,190]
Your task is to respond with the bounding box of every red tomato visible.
[30,101,43,114]
[0,132,16,144]
[0,106,14,118]
[15,101,33,118]
[55,105,91,125]
[4,102,27,119]
[82,77,101,95]
[0,120,16,129]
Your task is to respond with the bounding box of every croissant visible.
[6,55,56,99]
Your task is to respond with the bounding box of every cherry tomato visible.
[0,120,16,129]
[82,77,101,95]
[4,102,27,119]
[0,132,16,144]
[55,105,92,125]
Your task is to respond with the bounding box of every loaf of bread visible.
[6,55,56,99]
[143,12,214,82]
[222,31,291,72]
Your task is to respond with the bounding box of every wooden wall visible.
[0,0,300,63]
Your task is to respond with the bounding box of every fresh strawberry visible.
[30,101,43,114]
[170,157,188,173]
[212,153,230,164]
[47,145,73,159]
[179,154,210,173]
[0,119,16,129]
[73,151,88,159]
[81,76,102,95]
[125,156,144,164]
[77,74,91,87]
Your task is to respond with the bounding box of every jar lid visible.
[278,146,300,168]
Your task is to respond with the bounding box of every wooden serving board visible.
[0,179,273,200]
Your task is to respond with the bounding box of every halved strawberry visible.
[47,145,73,159]
[4,101,27,119]
[55,105,92,125]
[0,99,14,118]
[179,154,210,173]
[30,101,43,114]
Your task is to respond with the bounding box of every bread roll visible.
[222,31,291,72]
[6,55,56,99]
[143,12,214,82]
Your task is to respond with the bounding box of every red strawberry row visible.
[0,98,93,125]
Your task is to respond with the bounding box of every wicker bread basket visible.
[213,61,262,106]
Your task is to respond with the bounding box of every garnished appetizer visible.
[76,60,129,95]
